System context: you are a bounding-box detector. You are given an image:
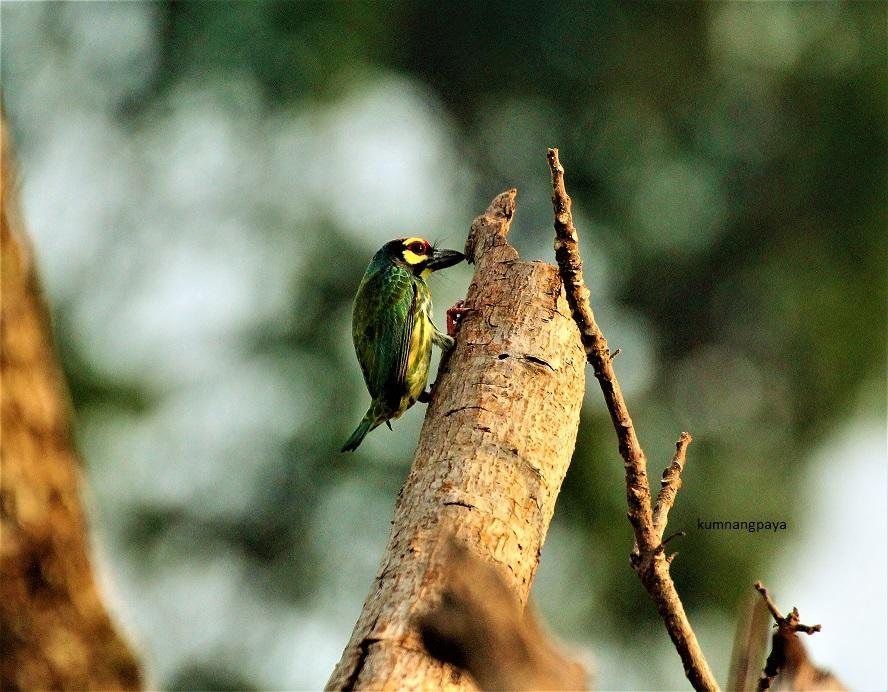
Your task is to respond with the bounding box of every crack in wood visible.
[522,354,556,371]
[443,405,490,417]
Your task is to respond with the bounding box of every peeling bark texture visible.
[326,190,586,690]
[417,538,587,691]
[0,116,142,690]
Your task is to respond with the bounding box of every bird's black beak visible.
[425,248,465,272]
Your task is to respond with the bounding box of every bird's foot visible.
[446,300,470,337]
[418,388,432,404]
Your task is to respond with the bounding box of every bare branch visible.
[753,581,843,692]
[547,147,718,692]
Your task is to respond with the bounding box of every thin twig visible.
[547,148,659,555]
[653,432,693,539]
[753,581,787,624]
[547,148,719,692]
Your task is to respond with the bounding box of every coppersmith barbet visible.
[341,237,466,452]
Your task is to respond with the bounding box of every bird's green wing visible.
[352,266,416,408]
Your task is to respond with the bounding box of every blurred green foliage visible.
[2,1,884,689]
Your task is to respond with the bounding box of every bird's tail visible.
[341,409,383,452]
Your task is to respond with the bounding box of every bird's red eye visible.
[409,242,426,255]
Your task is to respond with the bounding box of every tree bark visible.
[327,190,586,690]
[0,116,142,690]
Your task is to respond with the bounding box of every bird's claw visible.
[446,300,470,337]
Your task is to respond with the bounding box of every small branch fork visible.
[754,581,821,636]
[547,148,719,692]
[752,581,841,692]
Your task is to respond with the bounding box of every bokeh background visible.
[2,2,885,690]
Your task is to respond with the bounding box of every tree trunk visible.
[327,190,586,690]
[0,116,142,690]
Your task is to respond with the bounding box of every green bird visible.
[341,236,466,452]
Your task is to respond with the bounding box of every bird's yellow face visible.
[389,237,464,278]
[400,237,433,268]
